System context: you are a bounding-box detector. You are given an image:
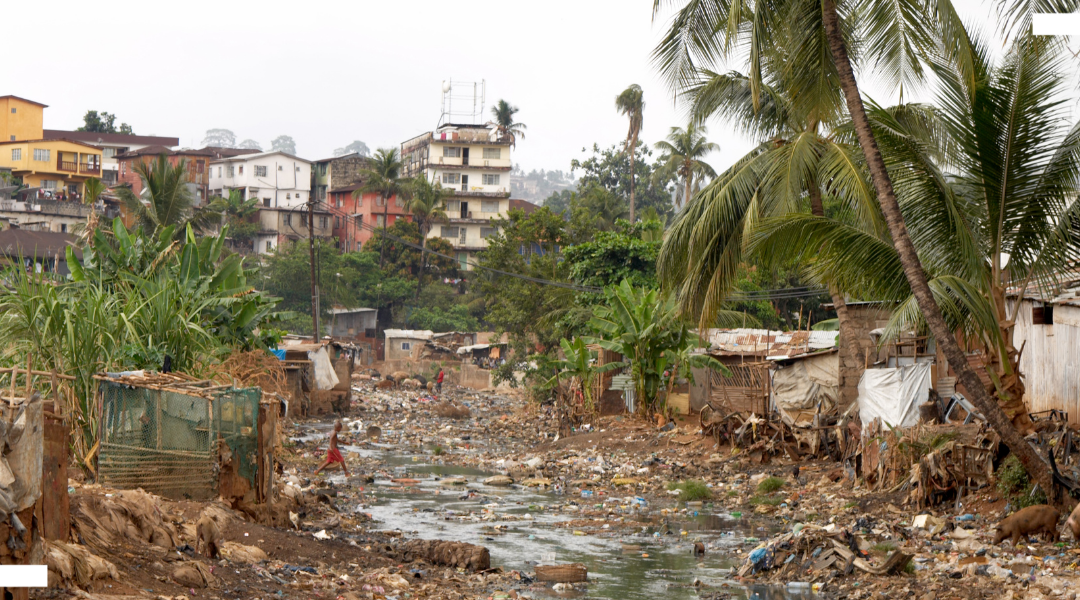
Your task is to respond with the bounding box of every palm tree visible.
[115,155,219,239]
[654,122,718,210]
[753,32,1080,443]
[652,0,1064,500]
[209,189,260,251]
[491,100,527,147]
[615,85,644,223]
[406,175,451,299]
[78,177,106,243]
[354,148,406,268]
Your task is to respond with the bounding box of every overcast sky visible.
[5,0,1068,179]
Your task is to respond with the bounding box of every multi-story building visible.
[326,184,410,252]
[0,96,46,143]
[0,138,103,200]
[0,197,118,233]
[401,123,514,269]
[255,206,333,255]
[115,146,260,206]
[43,130,180,186]
[209,151,312,209]
[311,152,369,204]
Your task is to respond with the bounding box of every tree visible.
[407,305,480,333]
[754,32,1080,443]
[542,189,573,215]
[654,122,717,210]
[547,338,622,415]
[77,110,133,135]
[115,155,221,239]
[587,280,729,416]
[615,84,645,223]
[491,100,527,147]
[354,148,406,268]
[405,175,452,299]
[360,218,459,284]
[564,220,662,305]
[271,135,296,155]
[334,141,371,157]
[238,139,262,150]
[570,183,628,232]
[652,0,1066,502]
[202,129,237,148]
[571,142,676,220]
[77,178,106,243]
[210,190,260,251]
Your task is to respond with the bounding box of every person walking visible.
[436,368,445,394]
[314,420,349,476]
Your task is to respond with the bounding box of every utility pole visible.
[308,200,319,339]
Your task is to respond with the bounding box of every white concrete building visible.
[43,130,180,187]
[209,151,312,208]
[401,123,517,270]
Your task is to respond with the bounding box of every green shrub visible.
[432,446,444,456]
[757,477,786,494]
[996,454,1047,509]
[872,542,897,553]
[667,480,712,501]
[749,495,785,506]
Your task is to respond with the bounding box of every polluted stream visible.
[298,425,821,600]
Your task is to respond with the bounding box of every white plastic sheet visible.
[308,347,340,391]
[856,363,932,431]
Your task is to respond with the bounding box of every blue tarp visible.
[269,349,287,360]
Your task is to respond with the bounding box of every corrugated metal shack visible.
[1012,277,1080,424]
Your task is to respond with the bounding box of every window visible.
[482,174,500,186]
[217,167,222,177]
[395,195,404,207]
[286,193,291,200]
[335,216,341,228]
[401,342,411,351]
[33,149,50,162]
[263,198,271,207]
[376,196,386,207]
[8,136,13,142]
[1033,303,1055,325]
[481,200,499,213]
[480,226,498,238]
[60,223,67,233]
[238,166,244,175]
[355,216,363,227]
[296,192,303,200]
[356,195,362,207]
[9,108,14,114]
[103,148,116,158]
[278,165,283,171]
[197,160,205,173]
[265,241,273,252]
[10,148,20,161]
[318,216,327,228]
[121,162,126,176]
[296,166,301,172]
[441,225,459,238]
[227,166,235,177]
[41,180,57,190]
[442,147,461,158]
[375,214,386,228]
[483,147,501,159]
[301,214,308,227]
[441,173,461,185]
[284,214,292,226]
[255,165,267,177]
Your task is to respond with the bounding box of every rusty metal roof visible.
[699,328,838,360]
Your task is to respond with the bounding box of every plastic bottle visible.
[787,582,811,590]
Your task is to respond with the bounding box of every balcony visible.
[57,160,78,172]
[79,163,100,175]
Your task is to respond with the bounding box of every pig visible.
[1065,502,1080,540]
[693,542,706,557]
[196,515,221,559]
[992,504,1060,546]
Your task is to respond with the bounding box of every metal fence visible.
[98,382,259,500]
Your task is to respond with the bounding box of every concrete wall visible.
[837,303,893,408]
[372,359,493,390]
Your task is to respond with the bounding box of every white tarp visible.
[856,363,932,431]
[308,347,340,391]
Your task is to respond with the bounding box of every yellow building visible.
[0,96,46,143]
[0,139,103,198]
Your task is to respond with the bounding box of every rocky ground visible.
[37,376,1080,600]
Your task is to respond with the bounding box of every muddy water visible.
[348,453,820,600]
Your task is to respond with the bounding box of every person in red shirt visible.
[436,368,445,393]
[314,420,349,476]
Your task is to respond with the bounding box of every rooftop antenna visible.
[439,79,486,127]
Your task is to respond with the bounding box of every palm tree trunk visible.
[629,138,637,222]
[820,0,1056,504]
[415,231,428,301]
[378,194,390,269]
[684,171,693,211]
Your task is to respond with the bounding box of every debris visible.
[396,539,491,570]
[535,563,588,583]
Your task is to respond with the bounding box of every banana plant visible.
[586,280,730,416]
[546,337,623,415]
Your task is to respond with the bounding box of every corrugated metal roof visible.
[701,328,838,359]
[383,329,433,340]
